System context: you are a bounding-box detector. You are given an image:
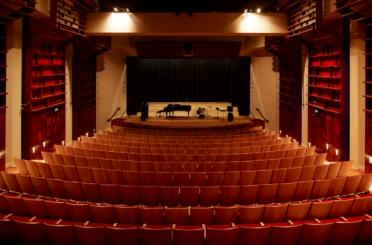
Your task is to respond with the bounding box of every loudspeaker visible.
[228,112,233,121]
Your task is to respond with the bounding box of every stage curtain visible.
[126,57,250,115]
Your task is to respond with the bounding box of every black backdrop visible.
[126,57,250,115]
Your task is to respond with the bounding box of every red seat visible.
[140,207,164,225]
[44,223,78,245]
[139,186,160,206]
[269,224,302,245]
[4,194,29,216]
[214,206,239,224]
[276,182,297,203]
[81,182,102,202]
[327,176,346,197]
[77,167,94,183]
[140,226,172,245]
[239,185,259,205]
[200,186,220,206]
[47,178,68,199]
[15,219,49,245]
[173,226,205,245]
[308,200,333,219]
[164,207,189,225]
[113,205,140,224]
[1,172,21,192]
[119,185,139,205]
[44,200,69,220]
[258,183,278,204]
[91,168,109,184]
[31,176,52,197]
[206,226,238,245]
[63,180,85,201]
[16,175,35,195]
[90,205,115,223]
[0,217,18,244]
[328,219,363,244]
[159,186,179,206]
[299,222,333,245]
[190,207,214,225]
[287,202,311,221]
[23,198,49,218]
[239,205,264,223]
[238,225,270,245]
[106,225,140,245]
[311,179,331,199]
[356,219,372,244]
[294,180,314,201]
[179,186,199,206]
[100,184,121,204]
[74,225,108,245]
[220,186,240,206]
[224,171,240,185]
[263,204,288,223]
[67,202,92,222]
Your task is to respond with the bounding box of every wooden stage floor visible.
[112,116,265,130]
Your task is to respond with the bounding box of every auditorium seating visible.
[41,152,328,172]
[0,172,371,205]
[1,126,371,244]
[14,159,354,186]
[0,210,371,244]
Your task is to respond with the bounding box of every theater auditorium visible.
[0,0,372,244]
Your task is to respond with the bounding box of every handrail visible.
[256,108,270,123]
[107,107,120,122]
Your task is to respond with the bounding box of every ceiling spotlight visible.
[256,7,261,13]
[113,7,118,12]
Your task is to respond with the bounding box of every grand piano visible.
[157,104,192,117]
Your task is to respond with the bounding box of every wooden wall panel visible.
[307,19,349,161]
[0,24,6,169]
[72,38,97,139]
[22,19,66,159]
[365,24,372,173]
[278,38,302,142]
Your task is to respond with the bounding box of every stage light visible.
[42,141,47,148]
[113,7,118,12]
[308,142,311,147]
[61,140,65,146]
[32,146,36,154]
[325,143,329,150]
[335,149,339,156]
[256,8,261,13]
[126,8,130,13]
[244,9,248,13]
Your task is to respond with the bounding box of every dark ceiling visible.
[99,0,279,13]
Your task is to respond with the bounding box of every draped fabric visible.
[126,57,250,115]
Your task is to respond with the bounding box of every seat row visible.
[102,127,271,138]
[77,139,297,155]
[16,160,351,186]
[55,145,310,163]
[1,192,372,225]
[1,172,370,205]
[85,135,289,150]
[3,208,371,245]
[42,152,326,172]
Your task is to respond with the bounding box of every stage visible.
[111,116,265,130]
